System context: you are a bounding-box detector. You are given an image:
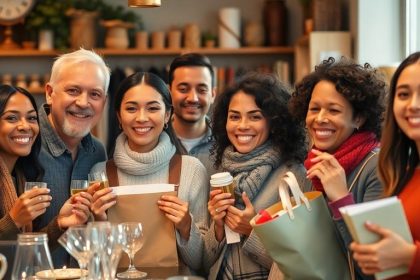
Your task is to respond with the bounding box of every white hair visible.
[49,48,111,94]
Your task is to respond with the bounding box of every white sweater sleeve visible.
[176,156,210,271]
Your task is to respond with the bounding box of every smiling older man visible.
[33,48,110,267]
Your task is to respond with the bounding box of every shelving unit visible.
[0,47,296,86]
[0,46,294,57]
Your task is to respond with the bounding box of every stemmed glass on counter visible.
[117,222,147,279]
[58,225,90,280]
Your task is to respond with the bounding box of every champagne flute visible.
[70,180,88,195]
[117,222,147,279]
[88,171,109,191]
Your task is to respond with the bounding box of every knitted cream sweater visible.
[91,132,210,272]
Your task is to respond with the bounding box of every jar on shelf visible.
[184,23,201,49]
[168,29,182,49]
[136,31,149,50]
[151,31,165,49]
[102,20,134,49]
[244,21,265,47]
[263,0,287,46]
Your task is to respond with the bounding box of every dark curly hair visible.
[289,57,387,138]
[211,72,307,168]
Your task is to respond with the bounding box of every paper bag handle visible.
[279,171,311,220]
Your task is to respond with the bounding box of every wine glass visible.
[58,226,90,280]
[70,180,88,196]
[88,171,109,190]
[117,222,147,279]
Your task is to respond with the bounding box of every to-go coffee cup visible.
[210,172,235,197]
[209,172,241,244]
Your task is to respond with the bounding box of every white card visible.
[111,184,175,195]
[224,224,240,244]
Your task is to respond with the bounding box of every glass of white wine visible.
[88,171,109,191]
[70,180,88,196]
[117,222,147,279]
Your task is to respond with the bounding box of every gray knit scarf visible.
[113,131,176,176]
[218,141,281,280]
[221,140,281,208]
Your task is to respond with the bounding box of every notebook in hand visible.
[339,196,413,280]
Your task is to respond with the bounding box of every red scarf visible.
[304,131,379,192]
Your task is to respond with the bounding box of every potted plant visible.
[202,31,217,48]
[66,0,104,49]
[24,0,71,50]
[99,3,143,49]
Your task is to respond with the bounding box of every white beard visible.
[62,118,92,138]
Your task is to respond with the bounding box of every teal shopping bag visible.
[251,172,352,280]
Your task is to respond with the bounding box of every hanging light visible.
[128,0,161,7]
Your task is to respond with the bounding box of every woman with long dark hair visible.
[351,52,420,279]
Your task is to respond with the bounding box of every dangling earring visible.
[119,123,122,129]
[164,123,168,130]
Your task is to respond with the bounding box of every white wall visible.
[352,0,404,66]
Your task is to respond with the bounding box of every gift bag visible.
[250,172,352,280]
[108,185,179,267]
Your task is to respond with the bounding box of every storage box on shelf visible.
[294,31,351,83]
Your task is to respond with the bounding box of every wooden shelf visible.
[0,46,294,57]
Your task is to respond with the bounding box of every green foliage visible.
[25,0,71,50]
[72,0,104,11]
[100,3,143,30]
[70,0,143,30]
[202,31,217,41]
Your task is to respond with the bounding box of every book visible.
[339,196,413,280]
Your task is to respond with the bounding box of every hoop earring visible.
[164,123,168,130]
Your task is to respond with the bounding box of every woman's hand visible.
[225,192,255,236]
[208,188,235,241]
[90,182,117,221]
[9,187,52,228]
[350,222,417,275]
[57,192,93,229]
[306,149,348,201]
[158,195,191,240]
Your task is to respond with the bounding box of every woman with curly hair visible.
[204,72,308,279]
[351,52,420,279]
[270,57,387,280]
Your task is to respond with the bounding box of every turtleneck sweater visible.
[91,132,210,273]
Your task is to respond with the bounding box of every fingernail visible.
[46,188,51,193]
